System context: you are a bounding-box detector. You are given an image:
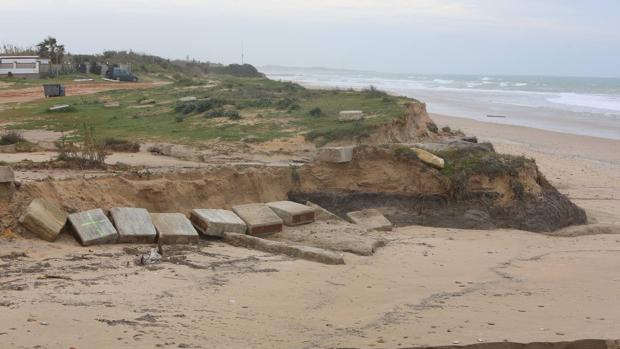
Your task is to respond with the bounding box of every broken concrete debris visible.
[338,110,364,121]
[68,209,118,246]
[140,248,162,265]
[109,207,157,243]
[266,201,315,226]
[315,146,354,163]
[48,104,71,111]
[232,203,283,235]
[151,213,199,244]
[222,232,344,265]
[190,209,247,237]
[346,209,393,231]
[18,199,68,242]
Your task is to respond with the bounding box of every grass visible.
[0,74,416,145]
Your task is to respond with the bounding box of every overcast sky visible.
[2,0,619,77]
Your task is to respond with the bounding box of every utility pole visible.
[241,41,245,65]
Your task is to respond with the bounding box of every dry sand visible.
[1,116,619,348]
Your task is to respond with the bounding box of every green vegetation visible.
[0,66,415,146]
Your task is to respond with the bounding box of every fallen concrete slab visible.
[315,146,354,163]
[179,96,197,102]
[109,207,157,243]
[68,209,118,246]
[151,213,199,244]
[190,209,247,237]
[18,199,67,242]
[232,203,283,235]
[266,201,315,226]
[222,232,344,265]
[48,104,71,111]
[305,201,344,222]
[346,209,393,231]
[269,220,386,256]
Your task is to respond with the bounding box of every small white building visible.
[0,56,51,78]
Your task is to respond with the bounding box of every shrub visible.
[224,110,241,120]
[104,138,140,152]
[275,97,298,110]
[205,109,224,118]
[56,125,107,169]
[363,85,388,98]
[309,107,323,117]
[441,126,452,133]
[0,130,25,145]
[427,122,438,133]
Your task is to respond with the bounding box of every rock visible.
[232,204,283,235]
[139,99,156,105]
[266,201,315,226]
[48,104,71,111]
[414,139,494,154]
[461,136,478,143]
[305,201,344,221]
[151,213,199,244]
[410,147,445,169]
[18,199,67,242]
[103,101,120,108]
[315,146,354,163]
[140,248,162,265]
[109,207,157,243]
[179,96,197,102]
[338,110,364,121]
[222,232,344,265]
[68,208,118,246]
[346,209,393,231]
[190,209,247,237]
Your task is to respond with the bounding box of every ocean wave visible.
[548,93,620,112]
[433,79,454,84]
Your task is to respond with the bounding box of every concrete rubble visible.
[232,203,284,235]
[18,199,68,242]
[190,209,247,237]
[68,209,118,246]
[346,208,393,231]
[151,213,199,244]
[222,232,344,265]
[338,110,364,121]
[109,207,157,243]
[315,146,354,163]
[266,201,315,226]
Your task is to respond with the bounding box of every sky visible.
[2,0,619,77]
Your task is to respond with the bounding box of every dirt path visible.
[0,80,169,105]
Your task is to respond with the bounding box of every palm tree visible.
[36,37,65,64]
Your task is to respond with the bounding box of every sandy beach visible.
[1,115,619,348]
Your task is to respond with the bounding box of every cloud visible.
[3,0,477,19]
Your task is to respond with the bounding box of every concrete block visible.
[315,146,354,163]
[222,232,344,265]
[0,166,15,182]
[179,96,197,102]
[68,209,118,246]
[18,198,67,242]
[109,207,157,243]
[190,209,247,237]
[232,203,283,235]
[338,110,364,121]
[151,213,199,244]
[346,209,393,231]
[266,201,315,226]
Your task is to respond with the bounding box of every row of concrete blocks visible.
[19,199,316,246]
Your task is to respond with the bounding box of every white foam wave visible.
[548,93,620,113]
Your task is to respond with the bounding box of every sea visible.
[262,66,620,140]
